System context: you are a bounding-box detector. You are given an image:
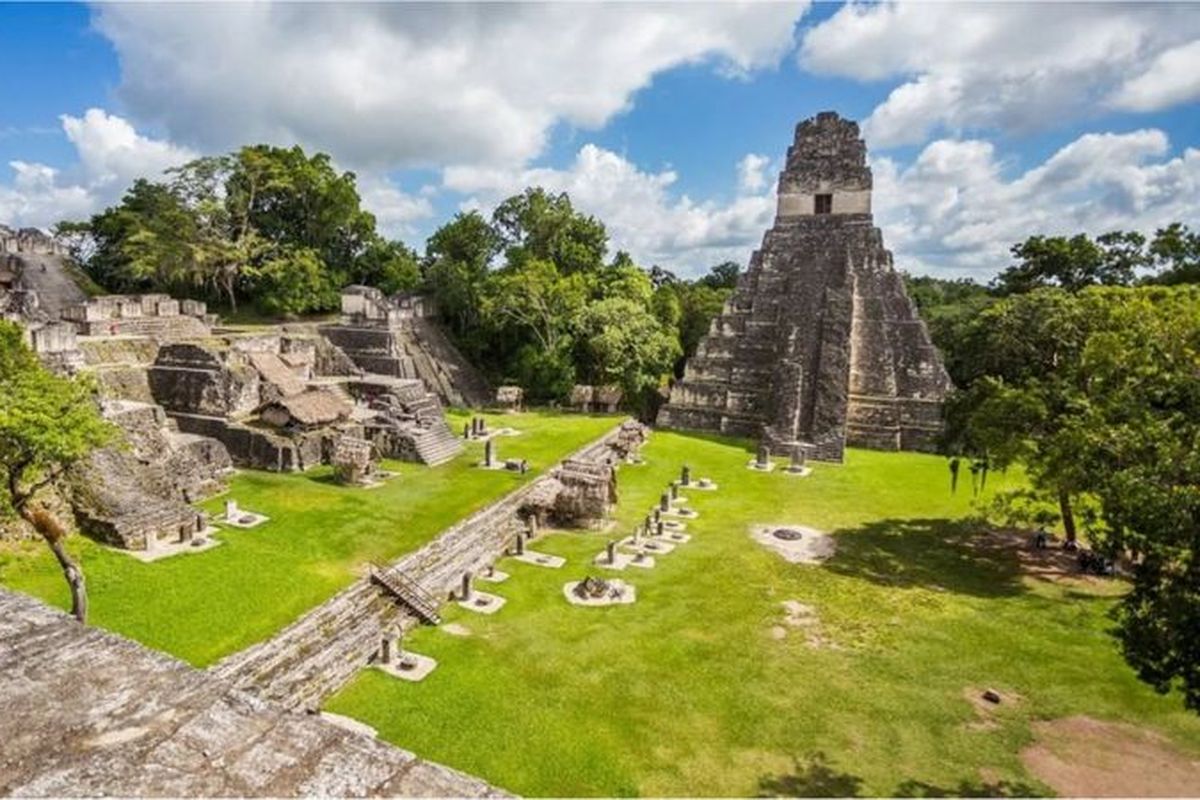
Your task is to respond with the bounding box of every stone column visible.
[656,520,665,538]
[660,492,670,512]
[225,499,238,519]
[461,572,473,602]
[606,540,616,565]
[756,443,770,469]
[464,422,470,439]
[380,635,392,664]
[789,445,806,473]
[515,531,526,556]
[669,483,678,500]
[681,464,691,486]
[484,439,495,468]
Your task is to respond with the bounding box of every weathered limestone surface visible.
[212,423,637,711]
[64,400,233,551]
[0,588,507,798]
[321,286,493,408]
[657,112,951,460]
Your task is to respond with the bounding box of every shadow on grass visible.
[894,778,1042,797]
[825,518,1025,598]
[758,752,864,797]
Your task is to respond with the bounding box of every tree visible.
[492,187,607,274]
[992,232,1148,295]
[424,211,500,347]
[0,322,115,622]
[947,289,1094,543]
[573,297,681,417]
[698,260,741,290]
[1149,223,1200,285]
[949,285,1200,709]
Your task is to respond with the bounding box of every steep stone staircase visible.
[369,564,442,624]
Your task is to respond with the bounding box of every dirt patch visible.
[771,600,837,649]
[1021,716,1200,797]
[971,530,1122,592]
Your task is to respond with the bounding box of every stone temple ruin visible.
[321,286,493,408]
[658,112,951,461]
[2,242,484,551]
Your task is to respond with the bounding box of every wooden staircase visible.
[369,563,442,625]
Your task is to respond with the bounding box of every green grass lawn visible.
[0,410,618,667]
[325,429,1200,797]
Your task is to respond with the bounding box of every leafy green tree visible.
[85,179,202,294]
[698,260,741,290]
[424,211,500,348]
[948,289,1095,542]
[0,322,115,622]
[950,285,1200,709]
[992,232,1149,295]
[573,297,681,415]
[353,239,422,295]
[493,188,607,274]
[1149,223,1200,285]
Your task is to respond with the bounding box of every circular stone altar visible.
[749,524,836,564]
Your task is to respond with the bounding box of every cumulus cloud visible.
[0,109,194,228]
[1111,39,1200,112]
[94,2,806,169]
[737,153,771,194]
[444,144,776,275]
[873,129,1200,279]
[799,3,1200,147]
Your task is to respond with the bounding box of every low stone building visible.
[568,384,624,413]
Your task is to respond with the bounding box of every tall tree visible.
[0,322,114,622]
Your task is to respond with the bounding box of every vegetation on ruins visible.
[0,321,115,622]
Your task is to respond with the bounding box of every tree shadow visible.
[894,778,1042,797]
[758,752,864,797]
[823,518,1026,598]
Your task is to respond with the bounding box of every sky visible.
[1,2,1197,281]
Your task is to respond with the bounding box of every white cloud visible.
[94,2,807,169]
[0,109,194,229]
[444,144,775,275]
[873,129,1200,279]
[356,174,435,240]
[737,153,771,194]
[799,3,1200,147]
[1111,39,1200,112]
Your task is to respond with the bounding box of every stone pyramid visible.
[657,112,952,462]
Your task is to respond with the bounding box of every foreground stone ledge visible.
[0,588,509,798]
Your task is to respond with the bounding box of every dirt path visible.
[1021,716,1200,796]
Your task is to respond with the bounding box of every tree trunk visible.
[44,533,88,623]
[1058,488,1077,545]
[224,272,238,313]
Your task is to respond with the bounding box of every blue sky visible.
[2,2,1198,280]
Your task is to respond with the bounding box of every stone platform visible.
[0,588,505,798]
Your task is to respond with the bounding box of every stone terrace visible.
[0,588,507,798]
